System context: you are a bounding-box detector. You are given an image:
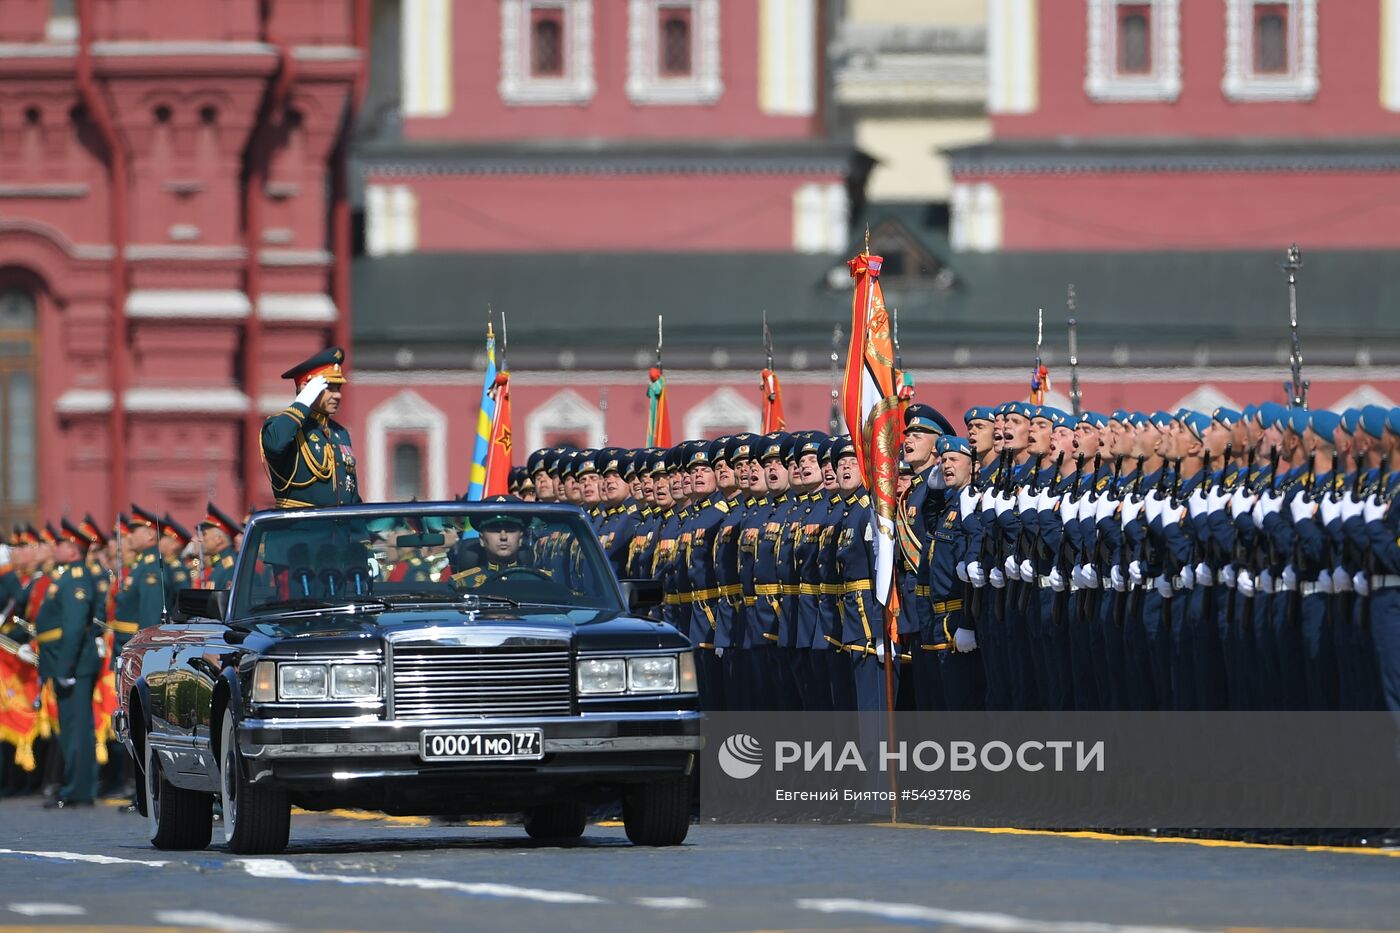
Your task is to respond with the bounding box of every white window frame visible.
[524,389,604,453]
[499,0,596,106]
[1223,0,1318,102]
[682,387,760,440]
[1084,0,1182,102]
[365,390,449,501]
[626,0,723,105]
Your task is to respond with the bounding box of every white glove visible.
[1155,575,1173,598]
[1289,495,1316,524]
[1095,494,1117,522]
[1341,495,1365,522]
[1129,560,1144,586]
[17,643,36,665]
[989,567,1006,589]
[1331,567,1352,593]
[960,487,979,516]
[714,646,725,658]
[1318,496,1342,526]
[1260,491,1284,518]
[956,560,969,583]
[1354,571,1371,596]
[1078,564,1101,589]
[1020,558,1035,581]
[1110,564,1126,591]
[1161,502,1183,528]
[1017,487,1036,514]
[1220,564,1237,588]
[1363,495,1389,523]
[1120,496,1145,526]
[1237,569,1256,598]
[1231,491,1257,520]
[1035,489,1055,513]
[1049,565,1067,592]
[1004,554,1021,581]
[994,492,1015,516]
[295,374,330,409]
[1316,572,1333,594]
[967,561,986,587]
[979,489,996,512]
[873,640,887,663]
[1187,488,1209,520]
[954,627,978,653]
[1281,564,1298,590]
[1145,491,1165,524]
[1259,569,1274,592]
[1207,486,1231,514]
[1179,564,1195,589]
[1194,561,1213,586]
[1060,495,1080,523]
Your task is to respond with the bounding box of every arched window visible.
[391,440,424,500]
[1117,7,1151,74]
[1254,7,1287,74]
[660,9,692,76]
[0,288,37,527]
[531,11,565,76]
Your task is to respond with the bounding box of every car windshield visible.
[230,506,621,618]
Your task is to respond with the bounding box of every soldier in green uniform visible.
[450,500,549,589]
[159,515,193,607]
[109,506,167,657]
[37,520,103,808]
[199,502,242,589]
[261,346,361,508]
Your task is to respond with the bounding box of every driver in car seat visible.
[450,508,549,589]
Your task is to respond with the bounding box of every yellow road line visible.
[294,808,431,827]
[882,822,1400,857]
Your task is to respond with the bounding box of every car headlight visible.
[627,656,677,693]
[330,664,380,699]
[278,664,328,700]
[577,658,627,695]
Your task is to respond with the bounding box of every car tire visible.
[523,800,587,841]
[219,709,291,855]
[623,776,690,847]
[144,742,213,850]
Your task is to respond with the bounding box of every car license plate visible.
[419,729,543,762]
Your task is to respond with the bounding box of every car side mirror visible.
[619,579,664,614]
[174,588,228,622]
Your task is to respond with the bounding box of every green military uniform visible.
[200,501,243,590]
[110,548,166,657]
[261,346,361,509]
[208,552,237,589]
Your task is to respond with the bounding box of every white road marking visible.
[240,858,606,905]
[155,910,288,932]
[796,898,1216,933]
[6,903,87,917]
[631,896,707,909]
[0,848,169,868]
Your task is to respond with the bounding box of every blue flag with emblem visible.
[467,322,498,501]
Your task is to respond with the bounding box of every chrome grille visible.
[391,645,573,719]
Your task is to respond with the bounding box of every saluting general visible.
[261,347,361,508]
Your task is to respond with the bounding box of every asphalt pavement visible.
[1,797,1398,933]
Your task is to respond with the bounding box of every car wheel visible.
[144,742,213,850]
[219,709,290,854]
[523,800,587,841]
[622,776,690,847]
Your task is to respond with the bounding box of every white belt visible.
[1372,574,1400,590]
[1144,575,1188,592]
[1274,579,1295,593]
[1299,581,1325,597]
[1038,575,1056,589]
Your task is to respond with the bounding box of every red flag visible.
[483,371,513,497]
[0,648,40,772]
[760,368,786,433]
[646,366,672,448]
[842,250,903,640]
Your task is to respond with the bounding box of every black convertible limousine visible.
[114,501,701,853]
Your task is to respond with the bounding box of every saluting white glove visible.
[295,374,330,409]
[1129,560,1145,586]
[1155,575,1173,599]
[1230,491,1257,520]
[1237,569,1256,598]
[1281,564,1298,590]
[1362,494,1389,523]
[1144,491,1165,524]
[1187,488,1209,520]
[967,561,986,587]
[1258,569,1274,592]
[1110,564,1126,592]
[1331,567,1352,593]
[1220,564,1237,588]
[1049,565,1067,592]
[960,487,979,516]
[1004,554,1021,581]
[1354,571,1371,596]
[1318,496,1342,526]
[17,643,36,666]
[956,560,969,583]
[1120,496,1145,526]
[1288,494,1316,524]
[1020,558,1035,581]
[1194,561,1213,586]
[1179,564,1195,589]
[954,627,978,653]
[1340,495,1365,522]
[989,567,1006,589]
